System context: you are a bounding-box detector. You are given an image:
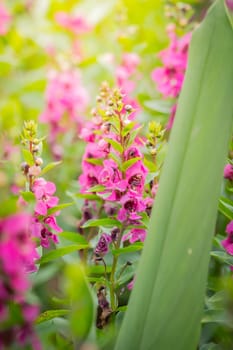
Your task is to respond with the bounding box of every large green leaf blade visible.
[115,1,233,349]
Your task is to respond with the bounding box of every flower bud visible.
[96,96,102,103]
[35,157,43,166]
[125,104,133,113]
[21,162,30,175]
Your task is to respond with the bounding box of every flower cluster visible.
[0,213,40,349]
[152,26,191,99]
[40,69,89,157]
[0,3,11,36]
[152,25,191,128]
[21,121,62,248]
[31,178,62,248]
[79,84,154,249]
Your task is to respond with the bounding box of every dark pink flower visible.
[221,221,233,256]
[95,234,112,256]
[118,194,146,222]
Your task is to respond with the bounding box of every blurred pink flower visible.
[55,11,92,34]
[152,29,191,98]
[0,3,11,35]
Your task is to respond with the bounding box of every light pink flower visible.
[152,30,191,98]
[55,11,92,34]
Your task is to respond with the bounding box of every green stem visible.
[109,227,124,311]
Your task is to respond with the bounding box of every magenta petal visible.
[46,196,59,208]
[35,201,47,216]
[45,181,56,195]
[45,216,62,232]
[226,221,233,235]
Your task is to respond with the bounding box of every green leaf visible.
[37,244,88,264]
[0,198,18,217]
[143,157,157,172]
[65,263,95,340]
[87,185,106,192]
[20,191,35,203]
[121,157,141,172]
[75,193,102,201]
[40,161,62,176]
[210,251,233,266]
[81,218,122,229]
[201,309,232,327]
[143,99,172,114]
[109,152,122,166]
[85,158,104,165]
[104,138,123,153]
[47,202,73,215]
[59,232,88,245]
[122,121,137,137]
[36,309,69,324]
[200,343,220,350]
[112,242,143,256]
[22,149,34,166]
[87,265,112,275]
[205,291,225,310]
[126,126,143,147]
[218,197,233,220]
[115,2,233,349]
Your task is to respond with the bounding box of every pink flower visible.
[33,178,58,216]
[118,194,146,222]
[127,277,135,290]
[152,30,191,98]
[95,234,112,256]
[224,163,233,181]
[123,228,146,243]
[226,0,233,11]
[40,69,89,151]
[28,165,41,177]
[0,3,11,36]
[0,213,38,308]
[226,221,233,235]
[31,178,62,247]
[222,221,233,256]
[55,11,92,34]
